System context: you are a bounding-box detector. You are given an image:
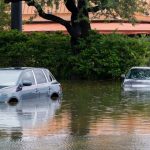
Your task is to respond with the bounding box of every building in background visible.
[22,2,150,34]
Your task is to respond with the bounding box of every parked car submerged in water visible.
[122,67,150,90]
[0,67,62,104]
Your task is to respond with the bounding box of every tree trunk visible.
[65,0,91,53]
[78,0,91,37]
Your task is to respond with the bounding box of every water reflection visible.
[87,85,150,136]
[62,81,150,136]
[63,81,122,136]
[122,87,150,101]
[1,81,150,149]
[0,98,63,139]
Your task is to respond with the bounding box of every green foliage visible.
[0,30,149,79]
[32,0,149,22]
[26,32,71,78]
[0,30,71,78]
[0,1,10,30]
[93,0,149,21]
[69,32,150,79]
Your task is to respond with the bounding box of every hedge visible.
[0,30,149,79]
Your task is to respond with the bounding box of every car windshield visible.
[0,70,22,86]
[126,69,150,80]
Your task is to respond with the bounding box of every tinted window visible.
[44,69,52,82]
[21,71,35,85]
[34,69,47,84]
[126,69,150,80]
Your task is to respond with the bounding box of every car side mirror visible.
[121,74,126,80]
[22,80,32,86]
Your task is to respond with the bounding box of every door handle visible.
[35,89,39,93]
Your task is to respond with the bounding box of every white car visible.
[122,67,150,90]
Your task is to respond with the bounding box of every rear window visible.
[34,69,47,84]
[44,69,55,82]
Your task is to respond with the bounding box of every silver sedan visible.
[0,67,62,104]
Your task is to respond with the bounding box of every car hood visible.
[0,85,16,93]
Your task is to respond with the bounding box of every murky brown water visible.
[1,81,150,150]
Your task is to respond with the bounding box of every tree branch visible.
[64,0,82,36]
[65,0,78,14]
[78,0,91,35]
[4,0,78,37]
[88,6,100,12]
[65,0,78,25]
[30,0,77,37]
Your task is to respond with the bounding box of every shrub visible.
[69,32,150,79]
[0,30,149,79]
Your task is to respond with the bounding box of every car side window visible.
[34,69,47,84]
[21,71,35,85]
[44,69,52,82]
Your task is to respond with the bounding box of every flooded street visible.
[1,81,150,150]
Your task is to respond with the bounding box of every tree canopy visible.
[4,0,150,51]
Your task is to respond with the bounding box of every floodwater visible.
[1,81,150,150]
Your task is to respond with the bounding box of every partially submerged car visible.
[0,67,62,104]
[122,67,150,90]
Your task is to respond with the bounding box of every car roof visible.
[0,67,47,71]
[131,67,150,70]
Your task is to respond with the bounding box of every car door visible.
[33,69,49,101]
[19,70,38,101]
[43,69,61,97]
